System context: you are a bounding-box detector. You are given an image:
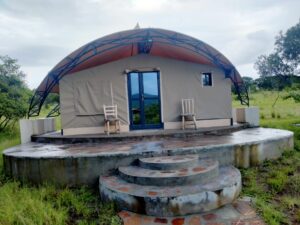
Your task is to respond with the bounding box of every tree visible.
[242,76,254,87]
[276,21,300,68]
[0,55,32,130]
[255,19,300,103]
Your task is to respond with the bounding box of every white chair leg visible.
[193,115,197,130]
[182,116,185,130]
[107,121,110,135]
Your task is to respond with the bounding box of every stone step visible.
[99,166,241,217]
[119,159,219,186]
[118,198,265,225]
[139,154,199,170]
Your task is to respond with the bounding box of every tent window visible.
[202,73,212,86]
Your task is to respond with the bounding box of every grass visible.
[234,90,300,225]
[0,90,299,224]
[233,90,300,119]
[0,129,121,225]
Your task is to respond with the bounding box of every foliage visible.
[254,19,300,103]
[0,127,120,225]
[0,180,121,225]
[0,55,32,130]
[282,90,300,102]
[276,20,300,67]
[234,90,300,225]
[44,93,59,109]
[241,150,300,225]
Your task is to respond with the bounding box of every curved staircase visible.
[99,154,241,217]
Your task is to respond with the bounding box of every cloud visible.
[0,0,299,88]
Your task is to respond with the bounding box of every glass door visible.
[128,71,162,130]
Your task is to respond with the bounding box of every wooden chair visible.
[103,105,120,135]
[181,99,197,130]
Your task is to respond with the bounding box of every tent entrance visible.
[127,71,162,130]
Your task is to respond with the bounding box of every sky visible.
[0,0,299,89]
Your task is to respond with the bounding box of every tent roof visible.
[36,28,243,93]
[29,28,249,117]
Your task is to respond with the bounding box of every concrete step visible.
[119,159,219,186]
[118,198,265,225]
[99,166,241,217]
[139,154,199,170]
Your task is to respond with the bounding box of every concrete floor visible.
[3,127,294,187]
[5,128,293,158]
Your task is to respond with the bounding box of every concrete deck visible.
[31,124,247,144]
[3,128,294,187]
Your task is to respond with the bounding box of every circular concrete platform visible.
[3,128,294,187]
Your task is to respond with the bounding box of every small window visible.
[202,73,212,86]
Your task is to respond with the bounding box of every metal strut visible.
[46,103,60,117]
[27,29,249,118]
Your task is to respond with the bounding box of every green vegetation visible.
[0,56,32,130]
[234,92,300,225]
[0,130,121,224]
[254,20,300,103]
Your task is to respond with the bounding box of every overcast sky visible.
[0,0,299,89]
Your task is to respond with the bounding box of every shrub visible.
[281,195,300,210]
[255,198,287,225]
[286,175,300,196]
[266,170,288,193]
[271,111,276,118]
[296,209,300,224]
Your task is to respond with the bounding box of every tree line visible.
[0,56,58,131]
[252,19,300,102]
[0,56,31,130]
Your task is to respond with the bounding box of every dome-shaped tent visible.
[28,28,249,117]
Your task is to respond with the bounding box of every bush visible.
[267,170,288,193]
[255,198,287,225]
[286,175,300,196]
[271,111,276,118]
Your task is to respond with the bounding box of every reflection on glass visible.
[130,73,139,98]
[144,99,160,124]
[132,99,141,124]
[143,72,158,97]
[129,72,161,127]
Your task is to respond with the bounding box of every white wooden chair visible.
[103,105,120,135]
[181,99,197,130]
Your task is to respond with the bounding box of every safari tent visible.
[29,28,249,135]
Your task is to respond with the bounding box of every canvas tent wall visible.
[60,54,232,135]
[28,28,249,119]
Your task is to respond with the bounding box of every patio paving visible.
[4,127,293,158]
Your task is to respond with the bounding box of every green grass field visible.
[234,91,300,225]
[0,90,299,225]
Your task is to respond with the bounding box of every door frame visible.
[127,71,163,130]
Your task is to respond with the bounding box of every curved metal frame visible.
[28,29,249,118]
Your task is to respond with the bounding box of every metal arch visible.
[46,103,60,117]
[28,29,249,117]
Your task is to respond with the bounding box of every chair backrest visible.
[103,105,118,119]
[182,99,195,115]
